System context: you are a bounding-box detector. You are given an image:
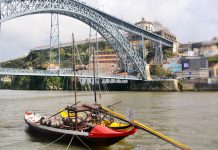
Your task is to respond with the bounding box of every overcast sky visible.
[0,0,218,61]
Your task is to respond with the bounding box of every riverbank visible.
[129,79,218,92]
[180,80,218,91]
[2,77,218,91]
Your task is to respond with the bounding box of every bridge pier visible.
[145,64,152,80]
[154,42,163,65]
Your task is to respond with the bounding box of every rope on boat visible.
[75,135,92,150]
[66,135,74,150]
[39,134,66,149]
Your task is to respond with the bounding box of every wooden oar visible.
[101,106,191,150]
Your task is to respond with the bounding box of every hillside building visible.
[133,18,179,53]
[135,18,154,32]
[179,37,218,57]
[176,57,209,79]
[79,50,128,85]
[192,37,218,57]
[87,50,121,75]
[163,58,182,74]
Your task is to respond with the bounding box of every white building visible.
[135,18,154,32]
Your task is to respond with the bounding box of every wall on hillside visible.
[129,80,179,91]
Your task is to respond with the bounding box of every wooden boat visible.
[24,33,139,147]
[24,104,137,146]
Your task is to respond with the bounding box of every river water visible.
[0,90,218,150]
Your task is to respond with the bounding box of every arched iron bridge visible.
[0,0,173,80]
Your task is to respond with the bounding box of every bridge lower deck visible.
[0,68,141,81]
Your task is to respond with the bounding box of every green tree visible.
[11,76,30,90]
[151,65,171,78]
[163,49,177,59]
[46,77,63,90]
[29,76,47,90]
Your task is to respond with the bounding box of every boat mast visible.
[72,33,78,130]
[92,44,97,103]
[72,33,77,104]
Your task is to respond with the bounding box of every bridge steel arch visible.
[0,0,146,79]
[77,1,173,47]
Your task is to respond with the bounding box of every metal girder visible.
[49,13,60,68]
[0,0,147,79]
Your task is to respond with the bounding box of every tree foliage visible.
[150,65,171,78]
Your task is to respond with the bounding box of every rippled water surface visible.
[0,90,218,150]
